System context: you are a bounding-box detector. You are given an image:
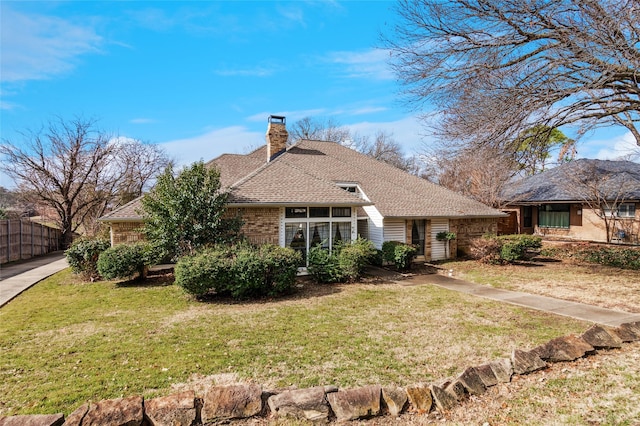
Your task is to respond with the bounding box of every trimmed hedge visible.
[175,244,301,299]
[65,238,111,281]
[97,242,159,281]
[381,241,418,270]
[307,238,377,284]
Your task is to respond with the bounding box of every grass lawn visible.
[444,257,640,313]
[0,268,589,417]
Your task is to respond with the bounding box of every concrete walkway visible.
[396,271,640,327]
[0,252,68,308]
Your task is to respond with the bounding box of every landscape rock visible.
[473,364,499,388]
[405,385,432,412]
[532,335,595,362]
[615,321,640,342]
[267,386,331,422]
[581,325,623,349]
[456,367,486,395]
[144,391,196,426]
[62,404,88,426]
[511,349,547,375]
[381,387,407,417]
[201,384,262,423]
[0,414,65,426]
[82,396,144,426]
[326,385,381,421]
[488,358,513,383]
[443,380,466,401]
[429,385,458,412]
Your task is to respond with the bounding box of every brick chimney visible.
[266,115,288,162]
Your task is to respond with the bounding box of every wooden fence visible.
[0,219,63,264]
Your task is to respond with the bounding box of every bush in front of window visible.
[308,238,377,283]
[337,238,377,281]
[175,244,301,299]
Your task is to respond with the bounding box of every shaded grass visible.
[0,269,587,416]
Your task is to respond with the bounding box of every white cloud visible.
[325,48,394,80]
[0,7,103,82]
[129,118,157,124]
[158,126,263,166]
[580,131,640,162]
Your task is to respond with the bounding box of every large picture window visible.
[539,204,570,228]
[284,206,353,266]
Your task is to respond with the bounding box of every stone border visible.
[1,322,638,425]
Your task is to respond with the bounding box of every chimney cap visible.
[268,115,286,124]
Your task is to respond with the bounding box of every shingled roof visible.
[100,196,144,221]
[214,139,503,218]
[503,159,640,203]
[101,139,505,221]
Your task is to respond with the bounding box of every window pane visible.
[286,222,307,265]
[332,207,352,217]
[539,211,569,228]
[310,222,330,249]
[332,222,351,246]
[285,207,307,218]
[411,220,425,255]
[309,207,330,218]
[523,206,532,228]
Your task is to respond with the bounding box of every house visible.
[501,159,640,244]
[100,116,505,261]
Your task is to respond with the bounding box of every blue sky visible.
[1,0,638,188]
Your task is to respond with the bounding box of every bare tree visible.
[386,0,640,151]
[0,117,171,247]
[113,139,173,205]
[563,160,640,242]
[288,116,351,144]
[424,145,518,208]
[356,131,413,171]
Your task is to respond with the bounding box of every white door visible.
[431,219,449,260]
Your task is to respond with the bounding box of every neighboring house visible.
[501,159,640,244]
[100,116,505,261]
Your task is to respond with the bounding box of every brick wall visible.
[110,222,145,245]
[450,218,499,256]
[227,207,280,245]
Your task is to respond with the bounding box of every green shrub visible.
[308,238,378,283]
[97,242,159,281]
[337,238,377,282]
[175,244,301,299]
[307,245,342,284]
[175,247,233,297]
[65,238,111,281]
[381,241,417,270]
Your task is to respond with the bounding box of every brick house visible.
[100,116,505,262]
[501,159,640,244]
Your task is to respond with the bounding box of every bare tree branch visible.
[385,0,640,151]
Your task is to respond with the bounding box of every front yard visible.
[0,257,638,424]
